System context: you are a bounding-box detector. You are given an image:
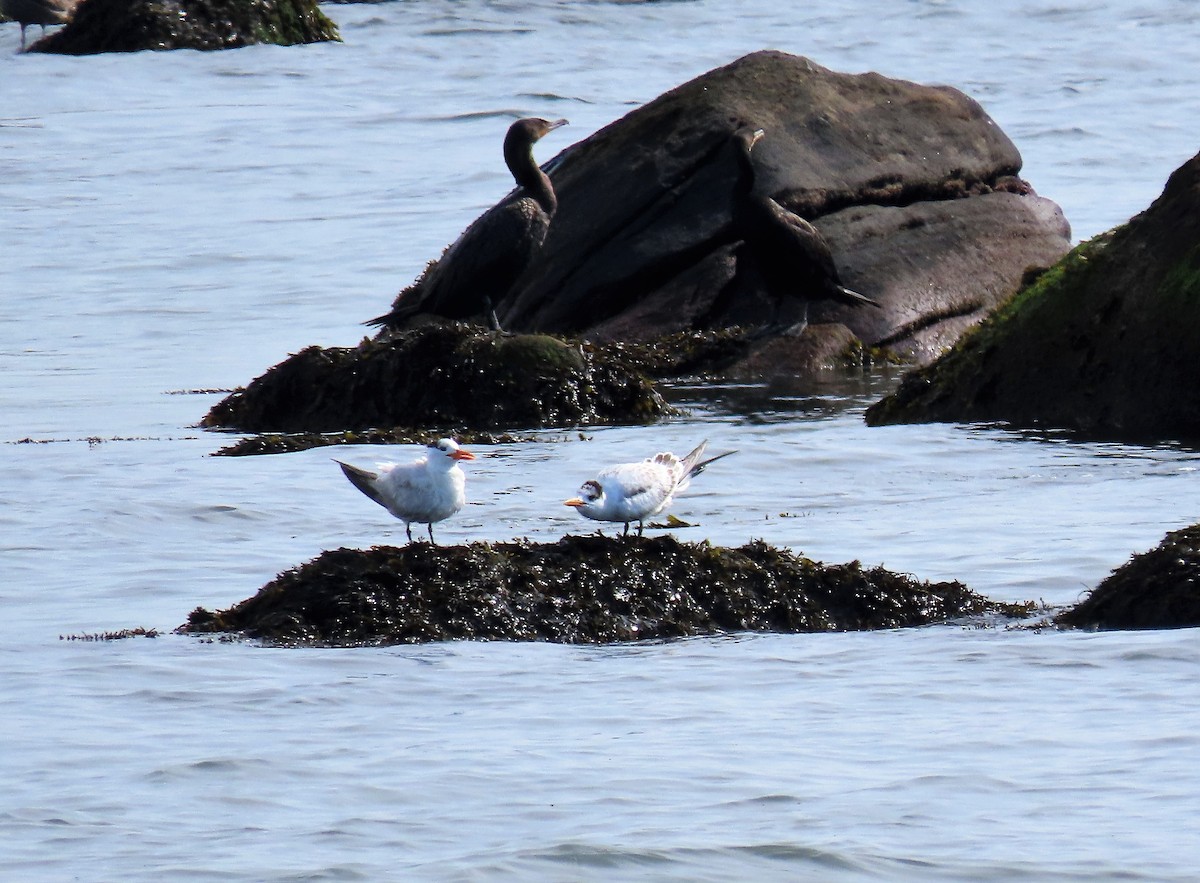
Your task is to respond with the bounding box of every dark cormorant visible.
[370,117,569,332]
[1,0,76,49]
[731,126,881,335]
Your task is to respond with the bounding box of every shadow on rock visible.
[179,535,1037,646]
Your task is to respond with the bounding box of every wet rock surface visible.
[866,149,1200,441]
[30,0,338,54]
[202,325,671,435]
[382,50,1070,369]
[179,535,1035,646]
[1056,524,1200,631]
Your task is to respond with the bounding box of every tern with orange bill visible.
[335,438,475,544]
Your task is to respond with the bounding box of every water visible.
[3,1,1200,879]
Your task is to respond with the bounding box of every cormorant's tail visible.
[837,285,883,309]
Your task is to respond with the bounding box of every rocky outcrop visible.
[202,324,671,434]
[179,535,1035,646]
[382,51,1070,369]
[866,150,1200,440]
[1056,524,1200,630]
[30,0,338,54]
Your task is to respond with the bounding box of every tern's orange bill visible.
[563,498,585,507]
[451,449,475,461]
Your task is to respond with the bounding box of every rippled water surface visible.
[3,1,1200,879]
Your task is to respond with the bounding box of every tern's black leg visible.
[637,521,645,537]
[427,523,437,546]
[405,523,414,543]
[622,522,630,537]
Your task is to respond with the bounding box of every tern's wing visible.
[602,461,674,517]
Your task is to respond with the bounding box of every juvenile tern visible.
[335,438,475,544]
[564,440,735,536]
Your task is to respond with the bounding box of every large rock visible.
[30,0,338,53]
[179,535,1035,646]
[1056,524,1200,630]
[866,150,1200,439]
[384,51,1070,369]
[202,324,670,434]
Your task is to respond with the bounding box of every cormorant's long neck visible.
[735,142,757,198]
[505,137,557,215]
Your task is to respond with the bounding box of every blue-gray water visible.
[3,2,1200,880]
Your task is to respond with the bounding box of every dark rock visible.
[30,0,338,54]
[178,535,1035,646]
[202,324,671,434]
[1056,524,1200,631]
[866,150,1200,441]
[381,51,1070,372]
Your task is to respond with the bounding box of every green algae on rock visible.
[30,0,339,54]
[202,325,671,435]
[865,150,1200,441]
[178,535,1035,646]
[1056,524,1200,631]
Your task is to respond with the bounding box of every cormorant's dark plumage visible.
[731,126,880,334]
[370,117,568,332]
[1,0,75,48]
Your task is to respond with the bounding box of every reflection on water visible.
[663,367,904,422]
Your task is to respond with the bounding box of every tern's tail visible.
[688,449,737,478]
[334,460,386,508]
[679,441,737,479]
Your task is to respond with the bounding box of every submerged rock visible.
[866,150,1200,441]
[202,324,671,434]
[178,535,1034,646]
[380,50,1070,371]
[30,0,338,54]
[1056,524,1200,631]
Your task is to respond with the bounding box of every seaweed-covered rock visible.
[212,428,539,457]
[179,535,1034,646]
[202,324,670,434]
[866,150,1200,440]
[1056,524,1200,631]
[380,50,1070,370]
[30,0,338,54]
